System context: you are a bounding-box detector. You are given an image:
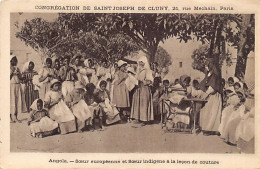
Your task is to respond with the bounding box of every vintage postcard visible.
[0,0,259,168]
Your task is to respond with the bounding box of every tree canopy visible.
[16,13,254,79]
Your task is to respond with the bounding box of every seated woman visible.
[219,89,240,136]
[65,81,93,132]
[235,89,255,153]
[94,80,121,125]
[44,79,76,135]
[221,89,246,145]
[28,99,58,138]
[160,75,192,130]
[153,79,169,120]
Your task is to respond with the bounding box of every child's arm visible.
[27,110,35,125]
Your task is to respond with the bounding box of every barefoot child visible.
[28,99,58,138]
[44,79,76,134]
[95,80,121,125]
[66,81,93,132]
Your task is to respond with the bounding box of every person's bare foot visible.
[38,133,43,138]
[15,119,22,123]
[10,119,16,123]
[78,129,83,133]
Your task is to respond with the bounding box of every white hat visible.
[117,60,127,67]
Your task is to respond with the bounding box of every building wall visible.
[164,57,204,83]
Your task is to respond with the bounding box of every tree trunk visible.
[148,42,159,64]
[234,14,252,79]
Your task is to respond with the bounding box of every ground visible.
[11,113,239,153]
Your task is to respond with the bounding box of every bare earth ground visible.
[11,113,239,153]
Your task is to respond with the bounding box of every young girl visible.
[84,83,100,130]
[94,80,121,125]
[28,99,58,138]
[44,79,76,134]
[96,59,112,91]
[84,58,98,86]
[236,89,255,153]
[10,55,25,122]
[112,60,130,120]
[38,58,54,100]
[218,89,241,137]
[59,56,77,97]
[72,55,89,86]
[221,89,246,144]
[22,61,38,112]
[65,81,93,132]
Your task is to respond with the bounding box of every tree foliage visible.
[191,45,209,72]
[16,13,254,79]
[154,46,172,68]
[189,14,255,78]
[57,13,195,63]
[16,16,140,63]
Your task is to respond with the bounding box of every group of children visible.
[220,77,255,153]
[10,54,255,153]
[10,54,141,137]
[152,74,255,153]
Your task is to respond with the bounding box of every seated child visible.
[44,79,76,134]
[28,99,58,138]
[153,79,170,120]
[190,79,205,98]
[94,80,121,125]
[227,77,234,88]
[218,89,240,136]
[65,81,93,132]
[84,83,101,129]
[161,76,192,130]
[236,90,255,153]
[221,89,246,144]
[189,79,206,130]
[234,82,242,93]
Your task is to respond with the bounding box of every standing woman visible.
[112,60,130,120]
[84,58,98,86]
[199,58,222,135]
[22,61,38,112]
[130,56,154,125]
[38,58,54,100]
[10,55,25,122]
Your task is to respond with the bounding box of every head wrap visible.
[43,57,52,67]
[10,55,17,61]
[138,56,150,70]
[207,60,219,76]
[84,58,93,68]
[30,99,43,111]
[137,56,154,83]
[180,74,189,84]
[22,61,34,73]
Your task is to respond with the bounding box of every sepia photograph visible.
[9,12,255,154]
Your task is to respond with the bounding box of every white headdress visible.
[22,61,31,73]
